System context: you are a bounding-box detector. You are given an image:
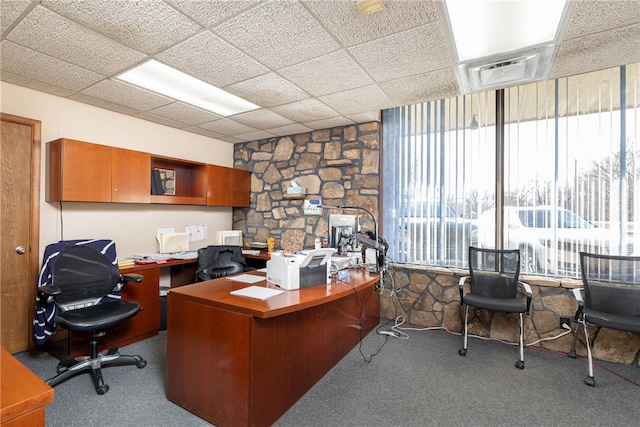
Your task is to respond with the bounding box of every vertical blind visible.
[383,63,639,276]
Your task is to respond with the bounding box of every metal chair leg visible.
[583,319,595,386]
[458,305,469,356]
[515,313,525,369]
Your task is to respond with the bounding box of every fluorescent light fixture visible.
[438,0,572,93]
[116,59,259,116]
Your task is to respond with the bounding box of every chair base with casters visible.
[458,247,532,370]
[44,300,147,395]
[47,330,146,395]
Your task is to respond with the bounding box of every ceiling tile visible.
[146,102,223,126]
[271,98,339,123]
[347,112,381,123]
[379,68,459,106]
[279,50,372,96]
[302,116,354,130]
[184,125,229,140]
[167,0,259,27]
[230,109,294,129]
[214,0,339,69]
[550,24,640,80]
[41,0,202,54]
[79,79,174,111]
[199,118,258,136]
[7,6,146,75]
[236,130,277,141]
[156,31,268,87]
[349,22,452,82]
[0,70,74,97]
[266,123,313,137]
[68,92,143,116]
[564,0,640,40]
[303,0,438,47]
[319,85,394,115]
[135,111,189,129]
[225,72,310,107]
[0,40,103,91]
[1,0,32,35]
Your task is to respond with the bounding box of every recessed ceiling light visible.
[116,59,259,116]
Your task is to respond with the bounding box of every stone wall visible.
[232,122,379,250]
[381,264,640,366]
[232,121,640,367]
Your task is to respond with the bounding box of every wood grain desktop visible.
[166,270,380,427]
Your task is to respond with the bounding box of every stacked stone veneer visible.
[232,121,639,367]
[381,264,640,366]
[232,122,379,250]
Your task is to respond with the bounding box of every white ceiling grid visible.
[1,0,638,143]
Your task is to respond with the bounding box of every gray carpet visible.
[15,325,640,427]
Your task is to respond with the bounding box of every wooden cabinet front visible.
[207,165,250,207]
[111,148,150,203]
[47,138,112,202]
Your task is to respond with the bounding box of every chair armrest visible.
[518,281,533,313]
[122,273,144,285]
[458,276,469,305]
[37,285,61,296]
[571,287,584,320]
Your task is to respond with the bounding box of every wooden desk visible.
[242,249,270,269]
[1,348,54,427]
[166,270,379,427]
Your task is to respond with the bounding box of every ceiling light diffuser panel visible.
[438,0,573,93]
[116,60,259,116]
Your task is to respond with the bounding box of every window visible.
[382,63,639,277]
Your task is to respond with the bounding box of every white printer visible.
[266,248,335,290]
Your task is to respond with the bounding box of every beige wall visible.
[1,81,234,260]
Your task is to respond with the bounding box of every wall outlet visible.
[560,317,572,329]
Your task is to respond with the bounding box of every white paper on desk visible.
[230,286,284,300]
[226,274,266,284]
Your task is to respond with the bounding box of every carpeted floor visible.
[15,323,640,427]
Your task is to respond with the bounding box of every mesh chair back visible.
[469,247,521,299]
[52,246,120,305]
[579,252,640,317]
[195,245,247,281]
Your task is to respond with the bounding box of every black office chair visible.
[36,245,147,395]
[568,251,640,386]
[195,245,249,281]
[458,247,532,369]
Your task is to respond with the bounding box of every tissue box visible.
[287,186,306,195]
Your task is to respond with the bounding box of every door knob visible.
[15,246,26,255]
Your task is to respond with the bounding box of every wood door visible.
[206,164,230,206]
[0,113,41,353]
[229,168,250,207]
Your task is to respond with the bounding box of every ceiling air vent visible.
[456,44,557,93]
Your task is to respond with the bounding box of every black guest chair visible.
[36,246,146,395]
[458,247,532,369]
[568,251,640,386]
[195,245,249,281]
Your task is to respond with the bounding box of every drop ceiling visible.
[1,0,639,143]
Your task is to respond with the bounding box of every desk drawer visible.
[122,268,159,302]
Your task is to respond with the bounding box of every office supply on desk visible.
[230,285,284,300]
[267,248,334,290]
[157,232,189,253]
[226,274,265,284]
[215,230,243,246]
[170,251,198,260]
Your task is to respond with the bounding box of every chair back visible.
[579,252,640,317]
[195,245,247,281]
[468,247,521,299]
[52,246,120,307]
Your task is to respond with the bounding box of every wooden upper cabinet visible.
[207,165,250,207]
[47,138,112,202]
[47,138,245,207]
[230,168,250,207]
[112,148,150,203]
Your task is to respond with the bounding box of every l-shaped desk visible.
[166,269,380,427]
